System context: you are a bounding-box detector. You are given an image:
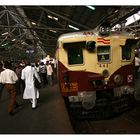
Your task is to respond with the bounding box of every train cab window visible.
[63,42,85,65]
[121,45,132,60]
[97,46,110,62]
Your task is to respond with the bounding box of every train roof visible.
[58,30,136,41]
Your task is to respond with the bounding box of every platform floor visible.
[1,76,140,134]
[0,84,74,134]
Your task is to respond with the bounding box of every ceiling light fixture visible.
[12,39,16,42]
[2,32,8,36]
[49,29,57,33]
[68,25,79,30]
[86,6,95,11]
[31,22,37,25]
[48,15,58,21]
[1,43,8,46]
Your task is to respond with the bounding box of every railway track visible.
[68,94,135,120]
[70,100,140,134]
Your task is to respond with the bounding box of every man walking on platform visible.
[0,61,18,115]
[21,60,41,109]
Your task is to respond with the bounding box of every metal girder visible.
[0,6,46,58]
[112,7,140,37]
[0,7,27,43]
[38,10,45,25]
[110,7,140,27]
[39,6,91,30]
[0,25,75,31]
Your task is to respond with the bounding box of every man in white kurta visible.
[21,63,41,109]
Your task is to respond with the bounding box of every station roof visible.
[0,6,140,60]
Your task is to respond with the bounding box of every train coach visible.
[55,25,139,119]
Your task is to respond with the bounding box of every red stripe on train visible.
[97,38,110,44]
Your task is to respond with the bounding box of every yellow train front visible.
[56,29,139,119]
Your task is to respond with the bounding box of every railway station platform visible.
[1,75,140,134]
[0,84,74,134]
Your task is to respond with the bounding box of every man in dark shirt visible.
[39,62,47,86]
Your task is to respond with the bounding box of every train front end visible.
[56,30,139,118]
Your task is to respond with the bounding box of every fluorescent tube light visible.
[12,39,16,42]
[31,22,36,25]
[1,43,8,46]
[68,25,79,30]
[48,15,58,21]
[49,29,57,33]
[2,32,8,36]
[86,6,95,10]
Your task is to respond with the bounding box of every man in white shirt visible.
[0,61,18,115]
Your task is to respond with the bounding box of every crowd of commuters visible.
[0,55,57,116]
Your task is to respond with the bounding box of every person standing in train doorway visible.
[135,53,140,79]
[21,60,41,109]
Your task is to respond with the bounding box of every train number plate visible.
[61,82,78,92]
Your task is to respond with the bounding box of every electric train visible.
[56,25,139,118]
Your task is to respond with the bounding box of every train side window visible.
[97,46,110,62]
[121,46,131,60]
[121,39,139,61]
[63,42,85,65]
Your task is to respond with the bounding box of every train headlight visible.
[78,91,96,110]
[102,69,109,78]
[114,74,123,84]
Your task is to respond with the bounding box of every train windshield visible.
[97,45,110,62]
[63,42,85,65]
